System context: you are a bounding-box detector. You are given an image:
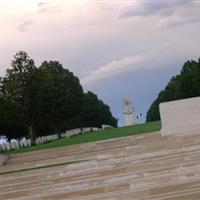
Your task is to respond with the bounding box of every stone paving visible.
[1,132,200,199]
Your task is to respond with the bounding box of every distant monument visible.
[123,97,137,126]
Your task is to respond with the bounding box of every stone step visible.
[1,132,200,199]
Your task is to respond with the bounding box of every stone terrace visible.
[1,131,200,200]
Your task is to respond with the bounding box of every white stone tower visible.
[123,97,137,126]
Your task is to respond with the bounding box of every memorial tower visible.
[123,97,137,126]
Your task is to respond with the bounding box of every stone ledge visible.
[159,96,200,136]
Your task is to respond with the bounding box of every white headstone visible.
[123,97,137,126]
[10,139,19,149]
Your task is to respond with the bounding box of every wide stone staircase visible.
[1,131,200,200]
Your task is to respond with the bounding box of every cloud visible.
[157,12,200,30]
[120,1,192,18]
[120,1,200,30]
[37,2,62,14]
[38,2,49,7]
[80,42,179,87]
[81,55,145,86]
[16,1,62,32]
[18,20,34,32]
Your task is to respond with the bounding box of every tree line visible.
[146,58,200,122]
[0,51,117,144]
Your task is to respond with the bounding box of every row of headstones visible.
[0,126,112,152]
[36,134,59,145]
[60,127,100,139]
[0,138,31,152]
[36,127,101,144]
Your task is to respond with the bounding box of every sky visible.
[0,0,200,126]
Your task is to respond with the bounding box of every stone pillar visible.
[123,97,137,126]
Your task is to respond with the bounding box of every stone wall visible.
[159,97,200,136]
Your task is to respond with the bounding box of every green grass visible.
[0,160,88,175]
[7,121,161,155]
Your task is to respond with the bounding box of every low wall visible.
[159,97,200,136]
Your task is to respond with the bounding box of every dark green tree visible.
[0,51,117,142]
[79,91,117,128]
[146,59,200,122]
[0,51,37,143]
[36,61,83,135]
[0,52,84,143]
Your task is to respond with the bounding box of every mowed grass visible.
[7,121,161,154]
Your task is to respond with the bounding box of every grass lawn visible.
[7,121,161,154]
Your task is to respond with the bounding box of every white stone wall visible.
[159,97,200,136]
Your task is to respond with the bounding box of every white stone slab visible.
[159,97,200,136]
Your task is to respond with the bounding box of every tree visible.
[36,61,83,135]
[0,51,37,144]
[0,51,117,142]
[0,52,84,144]
[146,59,200,122]
[79,91,117,128]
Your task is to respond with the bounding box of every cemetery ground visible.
[1,123,200,199]
[5,121,161,154]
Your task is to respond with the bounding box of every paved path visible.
[1,131,200,200]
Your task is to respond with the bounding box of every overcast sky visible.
[0,0,200,126]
